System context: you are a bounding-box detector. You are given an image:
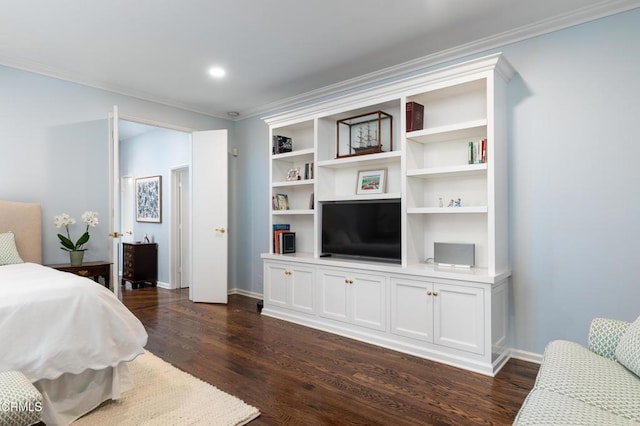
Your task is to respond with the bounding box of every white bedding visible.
[0,262,147,381]
[0,262,148,424]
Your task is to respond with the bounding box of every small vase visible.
[70,250,84,266]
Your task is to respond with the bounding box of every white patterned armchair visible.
[0,371,43,426]
[514,317,640,425]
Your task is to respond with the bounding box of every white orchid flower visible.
[81,211,99,227]
[54,210,99,252]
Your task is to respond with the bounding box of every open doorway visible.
[118,119,191,289]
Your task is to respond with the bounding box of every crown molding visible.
[244,0,640,120]
[263,53,509,126]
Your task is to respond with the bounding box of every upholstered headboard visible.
[0,200,42,264]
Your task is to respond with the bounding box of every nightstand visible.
[47,261,112,289]
[121,242,158,289]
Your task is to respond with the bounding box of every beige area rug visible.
[73,351,260,425]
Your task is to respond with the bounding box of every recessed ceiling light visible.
[227,111,240,118]
[208,66,226,78]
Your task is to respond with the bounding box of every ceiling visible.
[1,1,637,120]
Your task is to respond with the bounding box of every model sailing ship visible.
[336,109,392,158]
[352,123,381,155]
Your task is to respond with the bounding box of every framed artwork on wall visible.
[356,168,386,195]
[136,175,162,223]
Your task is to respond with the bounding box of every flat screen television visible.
[321,199,401,263]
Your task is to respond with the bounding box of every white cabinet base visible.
[263,255,510,377]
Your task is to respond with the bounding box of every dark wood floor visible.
[122,286,538,425]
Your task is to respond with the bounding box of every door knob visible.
[215,227,226,233]
[109,232,123,238]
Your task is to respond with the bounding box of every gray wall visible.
[231,116,270,296]
[503,10,640,354]
[232,9,640,355]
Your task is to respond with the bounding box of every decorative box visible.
[273,135,292,154]
[336,110,392,158]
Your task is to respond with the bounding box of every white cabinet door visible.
[433,283,484,355]
[289,265,315,314]
[264,262,315,314]
[350,272,386,331]
[390,277,434,342]
[319,269,349,322]
[264,262,289,308]
[319,268,386,331]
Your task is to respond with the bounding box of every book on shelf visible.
[308,192,314,209]
[280,232,295,254]
[303,162,315,180]
[272,223,290,253]
[272,135,292,154]
[274,193,289,210]
[468,139,488,164]
[406,101,424,132]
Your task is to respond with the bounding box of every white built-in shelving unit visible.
[261,53,514,376]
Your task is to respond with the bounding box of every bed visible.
[0,200,148,425]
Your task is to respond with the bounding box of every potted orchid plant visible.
[54,211,99,265]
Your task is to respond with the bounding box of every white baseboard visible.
[228,288,263,299]
[509,348,543,364]
[145,282,262,296]
[156,281,173,290]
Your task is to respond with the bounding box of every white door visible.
[108,106,122,299]
[179,168,191,288]
[171,166,191,289]
[190,130,228,303]
[120,176,134,277]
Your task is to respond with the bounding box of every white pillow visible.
[616,315,640,377]
[0,232,24,265]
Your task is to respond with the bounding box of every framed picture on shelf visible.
[356,168,386,195]
[274,193,289,210]
[286,167,301,181]
[136,175,162,223]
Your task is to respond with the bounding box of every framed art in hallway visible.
[136,175,162,223]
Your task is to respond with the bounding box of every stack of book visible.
[273,224,295,254]
[468,139,487,164]
[303,162,314,180]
